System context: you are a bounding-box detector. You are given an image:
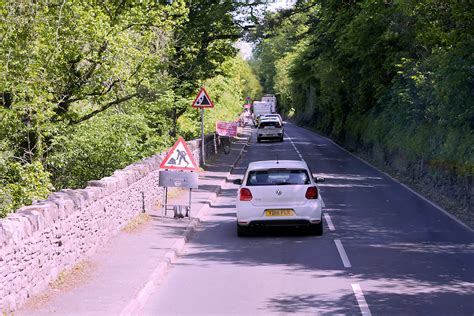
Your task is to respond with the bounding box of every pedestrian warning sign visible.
[160,137,199,171]
[192,87,214,108]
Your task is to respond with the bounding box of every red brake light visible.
[240,188,253,201]
[305,186,318,199]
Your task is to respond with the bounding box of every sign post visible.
[201,108,205,165]
[192,87,214,166]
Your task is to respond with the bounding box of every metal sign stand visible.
[159,169,198,219]
[162,186,192,219]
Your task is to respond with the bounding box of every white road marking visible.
[351,284,372,316]
[334,239,351,268]
[321,133,472,232]
[324,213,335,231]
[287,135,304,161]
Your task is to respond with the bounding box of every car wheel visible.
[237,223,250,237]
[309,220,323,236]
[257,138,261,143]
[280,136,284,142]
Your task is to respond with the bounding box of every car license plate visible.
[265,209,295,216]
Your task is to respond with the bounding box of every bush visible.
[48,113,162,190]
[0,160,53,217]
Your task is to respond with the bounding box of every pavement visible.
[16,127,251,316]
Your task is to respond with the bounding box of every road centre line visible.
[324,213,335,231]
[351,284,372,316]
[287,135,304,161]
[335,239,351,268]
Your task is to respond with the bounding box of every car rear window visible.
[246,169,310,186]
[259,121,281,128]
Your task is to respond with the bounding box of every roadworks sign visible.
[159,137,199,171]
[192,87,214,108]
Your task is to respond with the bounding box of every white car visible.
[261,114,283,125]
[257,119,284,142]
[233,160,325,236]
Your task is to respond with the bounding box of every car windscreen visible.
[259,121,281,128]
[246,169,310,186]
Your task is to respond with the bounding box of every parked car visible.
[257,119,284,142]
[233,160,325,236]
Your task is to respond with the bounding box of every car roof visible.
[247,160,309,170]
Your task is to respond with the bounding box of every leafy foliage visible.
[253,0,473,177]
[0,1,262,216]
[0,159,53,218]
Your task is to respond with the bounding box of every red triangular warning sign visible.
[160,137,199,171]
[192,87,214,108]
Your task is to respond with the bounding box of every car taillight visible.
[240,188,253,201]
[305,186,318,199]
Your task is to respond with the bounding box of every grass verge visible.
[122,213,151,233]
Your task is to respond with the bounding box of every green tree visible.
[252,0,473,208]
[0,0,264,216]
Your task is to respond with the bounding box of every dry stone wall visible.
[0,137,215,312]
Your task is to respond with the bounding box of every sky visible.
[236,0,297,60]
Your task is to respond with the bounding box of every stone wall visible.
[0,136,216,312]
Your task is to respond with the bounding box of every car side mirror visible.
[314,177,325,183]
[233,179,242,185]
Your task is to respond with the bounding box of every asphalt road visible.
[140,123,474,315]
